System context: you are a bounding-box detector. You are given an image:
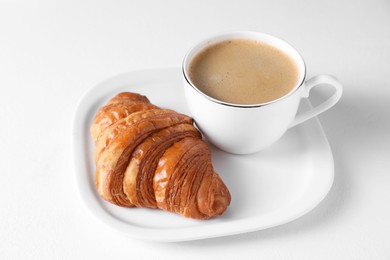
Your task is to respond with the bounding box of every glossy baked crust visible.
[90,92,231,219]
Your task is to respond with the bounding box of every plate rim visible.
[72,67,334,242]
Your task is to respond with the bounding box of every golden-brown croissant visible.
[91,92,231,219]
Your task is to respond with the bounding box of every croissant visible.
[91,92,231,219]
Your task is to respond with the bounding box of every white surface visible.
[73,68,334,241]
[0,0,389,259]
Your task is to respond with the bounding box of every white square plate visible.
[72,68,334,242]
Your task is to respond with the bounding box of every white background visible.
[1,0,389,259]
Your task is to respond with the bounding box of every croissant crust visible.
[90,92,231,219]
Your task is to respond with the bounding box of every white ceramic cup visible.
[182,31,342,154]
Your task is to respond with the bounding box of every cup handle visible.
[289,75,343,128]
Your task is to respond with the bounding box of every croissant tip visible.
[207,196,231,219]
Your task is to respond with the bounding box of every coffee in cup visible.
[182,31,342,154]
[188,38,300,105]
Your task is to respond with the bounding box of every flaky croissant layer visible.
[90,92,231,219]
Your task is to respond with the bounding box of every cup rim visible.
[182,31,307,108]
